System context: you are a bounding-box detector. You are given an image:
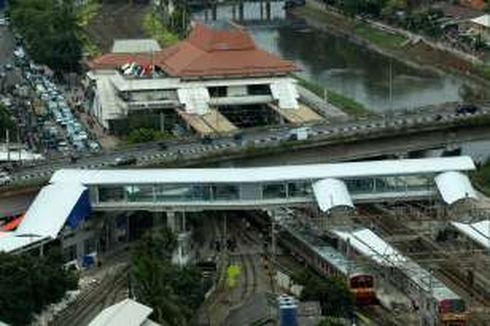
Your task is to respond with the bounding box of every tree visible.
[294,270,354,318]
[0,104,16,138]
[131,226,210,325]
[0,250,78,325]
[9,0,83,73]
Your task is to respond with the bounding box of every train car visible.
[277,222,376,305]
[334,228,466,326]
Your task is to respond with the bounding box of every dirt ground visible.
[85,2,151,53]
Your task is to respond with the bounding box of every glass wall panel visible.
[98,185,125,202]
[345,178,375,194]
[288,182,311,197]
[127,185,155,202]
[262,183,286,199]
[212,184,239,201]
[156,185,194,202]
[155,185,212,201]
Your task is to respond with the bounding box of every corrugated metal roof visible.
[313,178,353,212]
[282,223,365,276]
[88,299,156,326]
[50,156,475,185]
[435,171,477,205]
[111,39,161,54]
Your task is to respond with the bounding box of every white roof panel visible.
[333,228,406,266]
[89,299,154,326]
[451,220,490,249]
[50,156,475,185]
[270,80,299,109]
[471,14,490,28]
[111,39,161,54]
[313,178,353,212]
[177,87,210,115]
[16,183,87,239]
[435,171,477,205]
[0,232,48,252]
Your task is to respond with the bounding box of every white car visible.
[0,172,11,186]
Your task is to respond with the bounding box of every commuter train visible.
[277,223,376,305]
[334,228,466,326]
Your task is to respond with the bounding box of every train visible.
[277,222,376,305]
[334,228,467,326]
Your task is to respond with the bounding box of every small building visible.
[88,298,160,326]
[87,23,322,136]
[470,14,490,44]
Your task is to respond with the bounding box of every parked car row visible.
[16,47,101,154]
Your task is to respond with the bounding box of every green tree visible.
[0,104,17,137]
[0,250,78,325]
[131,226,209,325]
[9,0,83,72]
[294,270,354,318]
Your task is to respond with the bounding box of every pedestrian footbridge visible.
[0,156,478,253]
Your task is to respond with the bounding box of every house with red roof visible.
[87,23,318,135]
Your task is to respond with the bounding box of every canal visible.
[192,1,478,113]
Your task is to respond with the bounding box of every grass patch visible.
[293,75,375,118]
[143,11,180,47]
[474,63,490,80]
[353,24,407,49]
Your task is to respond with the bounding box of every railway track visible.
[50,265,129,326]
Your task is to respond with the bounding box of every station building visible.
[87,23,324,135]
[0,156,481,267]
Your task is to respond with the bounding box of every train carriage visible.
[277,223,376,305]
[334,228,466,326]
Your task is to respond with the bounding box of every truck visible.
[288,127,311,141]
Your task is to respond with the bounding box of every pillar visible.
[239,2,244,21]
[265,0,271,21]
[212,3,217,21]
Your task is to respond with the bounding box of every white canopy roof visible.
[333,228,406,266]
[0,232,48,253]
[435,171,477,205]
[451,220,490,249]
[89,299,156,326]
[313,178,353,212]
[50,156,475,185]
[471,14,490,28]
[111,39,161,54]
[16,184,87,239]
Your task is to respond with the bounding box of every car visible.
[201,135,213,145]
[157,142,168,150]
[456,104,479,115]
[112,156,137,166]
[0,172,11,186]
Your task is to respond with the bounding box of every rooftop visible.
[111,39,161,54]
[90,23,298,78]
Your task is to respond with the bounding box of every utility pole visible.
[5,129,10,162]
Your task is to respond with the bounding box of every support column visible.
[238,2,244,21]
[167,211,176,232]
[265,0,271,21]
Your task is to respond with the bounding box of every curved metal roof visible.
[435,171,477,205]
[313,178,354,212]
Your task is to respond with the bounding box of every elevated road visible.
[2,105,490,191]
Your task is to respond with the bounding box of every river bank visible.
[293,3,490,91]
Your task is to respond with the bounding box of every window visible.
[208,86,227,97]
[63,245,77,262]
[98,185,125,202]
[247,84,271,95]
[212,184,239,200]
[288,181,311,197]
[126,185,154,202]
[262,183,286,199]
[84,238,97,255]
[156,185,193,201]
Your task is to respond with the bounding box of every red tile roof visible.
[90,23,298,78]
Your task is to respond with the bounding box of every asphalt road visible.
[4,104,489,188]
